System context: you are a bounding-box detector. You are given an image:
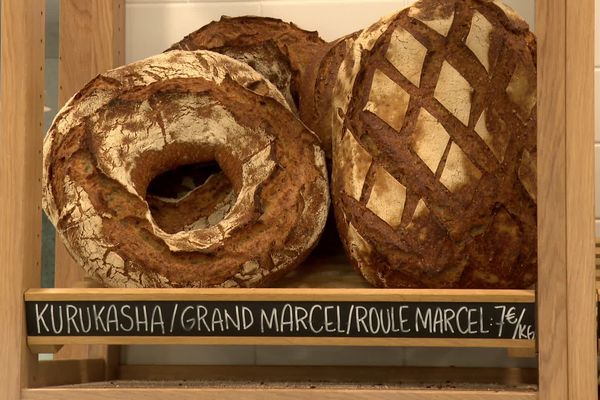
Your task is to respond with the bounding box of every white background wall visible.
[126,0,535,62]
[121,0,538,368]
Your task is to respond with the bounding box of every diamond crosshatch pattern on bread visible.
[333,0,537,289]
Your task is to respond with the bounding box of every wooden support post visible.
[537,0,597,399]
[0,0,46,397]
[55,1,125,284]
[54,0,125,378]
[564,0,597,396]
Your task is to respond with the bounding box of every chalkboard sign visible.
[26,300,535,340]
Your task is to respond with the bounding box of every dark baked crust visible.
[43,50,330,288]
[332,0,537,288]
[168,16,327,116]
[168,16,357,158]
[301,31,361,157]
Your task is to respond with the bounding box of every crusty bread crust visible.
[43,50,330,288]
[168,17,325,115]
[331,0,537,288]
[168,16,356,158]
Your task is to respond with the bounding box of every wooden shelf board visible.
[21,385,538,400]
[27,336,535,350]
[25,287,535,302]
[116,365,538,387]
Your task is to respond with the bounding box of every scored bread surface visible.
[43,50,329,288]
[332,0,537,288]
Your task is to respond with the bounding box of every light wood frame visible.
[0,0,597,399]
[52,0,124,377]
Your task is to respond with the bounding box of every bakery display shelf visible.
[21,365,538,399]
[25,252,535,356]
[26,251,535,352]
[21,382,537,400]
[1,0,596,399]
[21,387,537,400]
[26,250,535,353]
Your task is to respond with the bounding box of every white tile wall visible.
[126,0,535,63]
[260,0,411,41]
[123,0,538,367]
[126,2,261,62]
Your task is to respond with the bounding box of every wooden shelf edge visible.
[27,336,535,351]
[24,288,536,303]
[21,387,538,400]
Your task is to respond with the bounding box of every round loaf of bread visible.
[168,17,326,116]
[43,50,330,288]
[331,0,537,288]
[168,16,356,157]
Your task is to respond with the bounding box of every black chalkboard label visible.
[26,300,535,340]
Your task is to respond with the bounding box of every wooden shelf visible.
[1,0,597,398]
[25,287,535,303]
[22,365,539,400]
[28,244,535,350]
[115,365,538,387]
[30,362,538,393]
[21,387,538,400]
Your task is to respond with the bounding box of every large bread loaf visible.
[331,0,537,288]
[168,17,325,117]
[169,17,361,157]
[43,50,330,288]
